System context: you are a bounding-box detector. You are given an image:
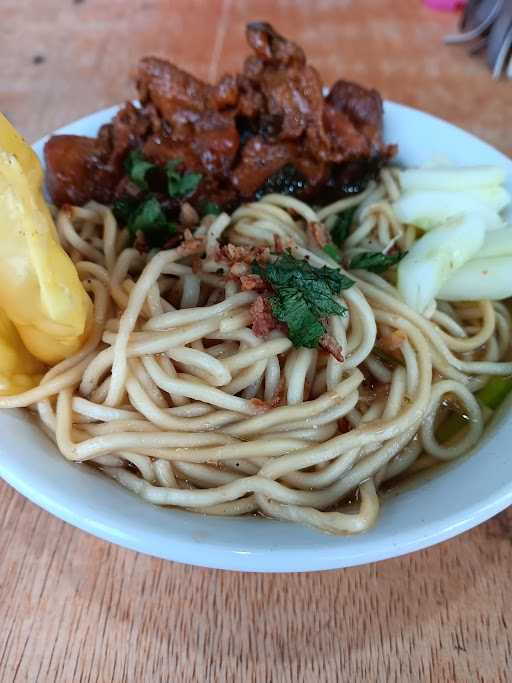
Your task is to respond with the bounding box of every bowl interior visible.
[0,101,511,572]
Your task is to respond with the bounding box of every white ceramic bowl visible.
[1,102,511,572]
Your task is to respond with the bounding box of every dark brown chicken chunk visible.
[137,58,210,133]
[45,102,150,205]
[232,137,296,197]
[44,22,393,210]
[242,21,326,145]
[246,21,305,66]
[44,135,115,206]
[326,80,384,156]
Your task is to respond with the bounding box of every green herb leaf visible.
[330,205,358,246]
[201,201,221,217]
[165,159,202,198]
[128,197,170,234]
[323,243,342,262]
[112,196,140,224]
[114,196,177,248]
[124,150,157,191]
[165,160,182,173]
[176,172,202,197]
[269,288,326,348]
[252,252,354,348]
[253,252,354,292]
[349,250,406,274]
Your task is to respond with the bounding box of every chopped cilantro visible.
[252,252,354,348]
[253,252,354,292]
[349,250,406,274]
[128,197,170,233]
[330,205,358,246]
[114,151,205,249]
[124,150,157,191]
[270,288,327,347]
[201,201,221,217]
[165,160,202,198]
[113,196,177,248]
[124,151,202,198]
[112,196,140,224]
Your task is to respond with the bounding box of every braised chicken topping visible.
[45,22,393,214]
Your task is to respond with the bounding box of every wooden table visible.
[1,2,512,681]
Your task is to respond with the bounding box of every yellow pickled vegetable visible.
[0,310,44,396]
[0,113,91,391]
[0,111,44,188]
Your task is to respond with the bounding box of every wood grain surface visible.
[1,1,512,681]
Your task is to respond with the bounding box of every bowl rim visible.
[0,99,511,573]
[2,441,512,572]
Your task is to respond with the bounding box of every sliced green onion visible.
[476,376,512,411]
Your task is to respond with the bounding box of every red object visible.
[423,0,467,10]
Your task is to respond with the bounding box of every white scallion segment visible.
[399,166,506,192]
[393,191,504,231]
[439,257,512,301]
[397,214,486,313]
[469,186,511,213]
[477,228,512,259]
